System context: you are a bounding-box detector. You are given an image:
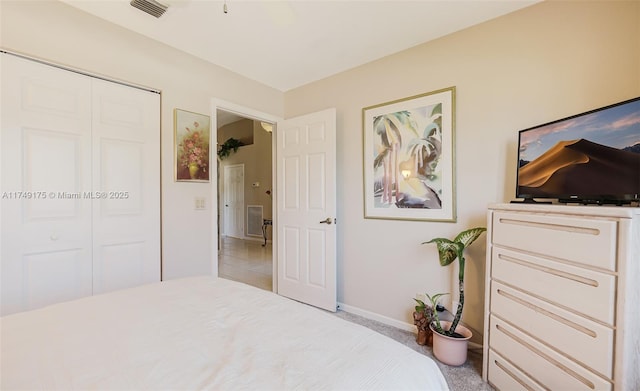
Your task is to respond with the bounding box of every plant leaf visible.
[423,238,461,266]
[453,227,487,248]
[413,298,426,312]
[425,293,448,334]
[426,292,448,307]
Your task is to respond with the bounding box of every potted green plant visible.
[423,227,486,365]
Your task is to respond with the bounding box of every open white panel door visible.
[276,108,336,312]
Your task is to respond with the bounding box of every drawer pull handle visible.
[497,289,597,338]
[498,218,600,236]
[498,253,599,287]
[494,359,539,391]
[496,324,596,390]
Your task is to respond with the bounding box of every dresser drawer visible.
[488,349,546,391]
[492,211,617,271]
[489,315,613,390]
[491,247,616,325]
[490,281,614,377]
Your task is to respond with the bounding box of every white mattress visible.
[1,276,449,390]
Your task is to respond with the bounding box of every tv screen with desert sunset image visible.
[516,97,640,203]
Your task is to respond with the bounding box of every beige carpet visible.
[334,310,494,391]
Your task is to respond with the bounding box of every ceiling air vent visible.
[130,0,168,18]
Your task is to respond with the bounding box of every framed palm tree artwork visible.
[174,108,211,182]
[362,87,456,222]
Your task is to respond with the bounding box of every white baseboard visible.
[337,302,416,333]
[337,301,483,351]
[248,235,271,245]
[225,235,270,245]
[468,341,483,350]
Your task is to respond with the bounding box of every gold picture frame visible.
[174,108,211,182]
[362,87,456,222]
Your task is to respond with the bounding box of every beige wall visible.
[218,120,273,241]
[0,0,284,280]
[284,1,640,339]
[219,119,255,147]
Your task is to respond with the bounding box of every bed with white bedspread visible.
[1,276,448,390]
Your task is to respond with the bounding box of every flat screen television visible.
[516,96,640,205]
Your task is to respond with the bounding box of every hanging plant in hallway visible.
[217,137,244,160]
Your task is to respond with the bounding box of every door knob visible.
[319,218,332,225]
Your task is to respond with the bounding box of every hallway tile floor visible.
[218,236,273,291]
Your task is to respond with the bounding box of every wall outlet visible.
[195,197,206,210]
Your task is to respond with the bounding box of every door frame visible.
[210,98,281,292]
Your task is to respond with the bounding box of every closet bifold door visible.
[1,53,161,315]
[90,79,161,294]
[1,53,93,315]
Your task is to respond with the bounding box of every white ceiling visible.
[60,0,539,92]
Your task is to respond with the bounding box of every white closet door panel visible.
[24,130,84,219]
[95,241,146,293]
[1,54,92,316]
[90,79,160,294]
[23,249,92,311]
[100,139,144,214]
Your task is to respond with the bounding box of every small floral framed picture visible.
[174,108,211,182]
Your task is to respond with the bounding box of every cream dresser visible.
[483,203,639,391]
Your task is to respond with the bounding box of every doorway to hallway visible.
[215,106,275,291]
